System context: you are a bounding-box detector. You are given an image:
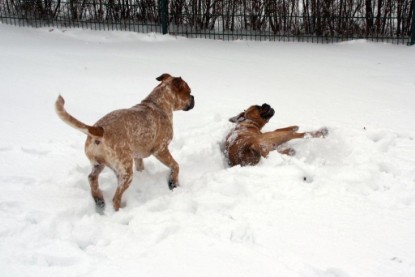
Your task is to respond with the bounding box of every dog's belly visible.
[132,151,149,159]
[227,144,261,166]
[225,133,261,167]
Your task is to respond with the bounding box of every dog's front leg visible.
[154,149,179,190]
[257,131,303,153]
[274,126,299,132]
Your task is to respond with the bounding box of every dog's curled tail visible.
[55,95,104,138]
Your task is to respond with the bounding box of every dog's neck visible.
[140,99,173,119]
[236,119,263,132]
[139,90,174,119]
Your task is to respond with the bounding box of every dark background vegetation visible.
[0,0,413,42]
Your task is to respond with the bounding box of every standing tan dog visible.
[55,74,195,211]
[224,103,327,167]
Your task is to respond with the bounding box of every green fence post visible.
[160,0,168,35]
[410,0,415,45]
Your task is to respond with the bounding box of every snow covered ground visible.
[1,23,415,277]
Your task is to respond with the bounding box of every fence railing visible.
[0,0,162,32]
[1,0,414,45]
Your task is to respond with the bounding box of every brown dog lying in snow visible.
[224,103,328,167]
[55,74,195,211]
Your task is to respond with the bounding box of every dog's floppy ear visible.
[229,112,245,123]
[156,73,172,82]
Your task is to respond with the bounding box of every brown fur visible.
[55,74,195,211]
[224,104,327,167]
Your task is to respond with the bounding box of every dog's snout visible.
[184,95,195,111]
[261,103,271,110]
[260,103,275,120]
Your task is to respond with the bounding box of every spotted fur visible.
[55,74,195,211]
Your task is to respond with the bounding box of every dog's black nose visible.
[184,95,195,111]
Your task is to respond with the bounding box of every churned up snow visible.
[1,23,415,277]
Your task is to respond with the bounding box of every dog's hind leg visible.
[112,161,133,211]
[277,147,296,156]
[88,164,105,208]
[153,149,179,190]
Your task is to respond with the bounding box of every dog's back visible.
[87,104,173,162]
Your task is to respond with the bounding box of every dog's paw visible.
[168,180,179,190]
[94,197,105,208]
[310,127,329,138]
[278,147,296,156]
[319,127,329,137]
[286,148,296,156]
[284,148,296,156]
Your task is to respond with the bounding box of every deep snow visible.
[1,23,415,277]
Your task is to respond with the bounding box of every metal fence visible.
[1,0,414,45]
[0,0,162,32]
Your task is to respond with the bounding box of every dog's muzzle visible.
[183,95,195,111]
[260,103,274,120]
